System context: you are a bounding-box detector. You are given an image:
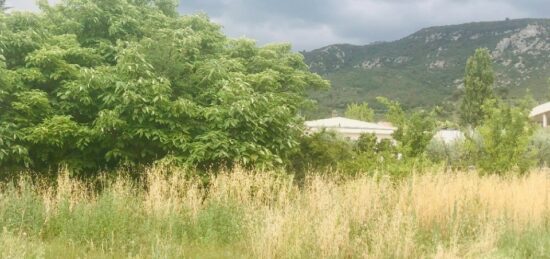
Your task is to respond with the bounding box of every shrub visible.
[338,134,403,176]
[290,130,354,177]
[467,100,535,175]
[529,128,550,168]
[377,97,436,159]
[426,138,470,170]
[344,102,374,121]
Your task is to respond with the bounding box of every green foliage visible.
[0,179,46,235]
[497,228,550,258]
[529,128,550,168]
[292,129,424,179]
[192,202,244,244]
[339,135,402,176]
[426,138,470,170]
[377,97,436,159]
[154,0,179,17]
[344,102,374,121]
[290,130,354,175]
[0,0,328,173]
[355,133,378,153]
[468,100,535,175]
[336,96,439,178]
[460,48,495,127]
[42,190,146,246]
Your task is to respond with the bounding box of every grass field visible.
[1,167,549,258]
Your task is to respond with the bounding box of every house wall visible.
[530,102,550,128]
[306,128,394,141]
[340,132,393,141]
[533,112,549,128]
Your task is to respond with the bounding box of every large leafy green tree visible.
[0,0,328,173]
[460,48,495,128]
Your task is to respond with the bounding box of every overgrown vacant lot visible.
[1,168,549,258]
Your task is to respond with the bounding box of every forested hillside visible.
[303,18,550,116]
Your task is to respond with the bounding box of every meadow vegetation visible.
[1,167,549,258]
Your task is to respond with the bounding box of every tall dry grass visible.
[0,167,549,258]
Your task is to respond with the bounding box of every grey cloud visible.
[5,0,40,11]
[6,0,60,12]
[179,0,548,50]
[7,0,550,50]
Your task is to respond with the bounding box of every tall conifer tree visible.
[460,48,495,127]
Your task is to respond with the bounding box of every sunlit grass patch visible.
[0,167,548,258]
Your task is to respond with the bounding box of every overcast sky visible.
[7,0,550,50]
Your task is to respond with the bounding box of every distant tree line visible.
[295,48,540,177]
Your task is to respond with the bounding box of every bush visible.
[467,100,535,175]
[529,128,550,168]
[377,97,436,159]
[292,131,420,179]
[290,130,354,177]
[344,102,374,121]
[426,138,470,170]
[338,135,403,176]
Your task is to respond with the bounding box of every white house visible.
[530,102,550,128]
[304,117,396,140]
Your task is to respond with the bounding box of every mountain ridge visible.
[308,18,549,51]
[303,18,550,117]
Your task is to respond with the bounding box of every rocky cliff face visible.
[303,19,550,115]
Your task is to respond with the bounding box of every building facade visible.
[304,117,396,140]
[530,102,550,128]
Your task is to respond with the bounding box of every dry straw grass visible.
[0,167,549,258]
